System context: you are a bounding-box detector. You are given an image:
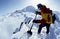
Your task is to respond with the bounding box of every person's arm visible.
[35,11,41,15]
[33,19,46,23]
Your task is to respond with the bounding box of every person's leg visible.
[38,24,44,34]
[46,24,50,34]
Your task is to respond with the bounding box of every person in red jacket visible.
[33,4,52,34]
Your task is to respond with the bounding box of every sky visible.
[0,0,60,16]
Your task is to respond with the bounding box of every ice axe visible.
[27,14,37,36]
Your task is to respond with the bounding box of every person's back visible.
[41,7,52,24]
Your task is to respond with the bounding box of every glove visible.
[36,11,41,15]
[33,20,38,23]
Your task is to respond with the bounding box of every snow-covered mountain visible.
[0,6,60,39]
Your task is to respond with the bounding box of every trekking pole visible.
[27,14,37,35]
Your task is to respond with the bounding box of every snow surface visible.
[0,6,60,39]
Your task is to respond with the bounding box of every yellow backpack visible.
[41,12,52,24]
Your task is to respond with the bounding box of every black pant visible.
[33,20,50,34]
[38,23,50,34]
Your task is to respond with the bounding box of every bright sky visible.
[0,0,60,16]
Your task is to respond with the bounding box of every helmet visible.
[37,4,42,9]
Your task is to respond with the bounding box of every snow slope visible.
[0,6,60,39]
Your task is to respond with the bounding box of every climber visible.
[33,4,53,34]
